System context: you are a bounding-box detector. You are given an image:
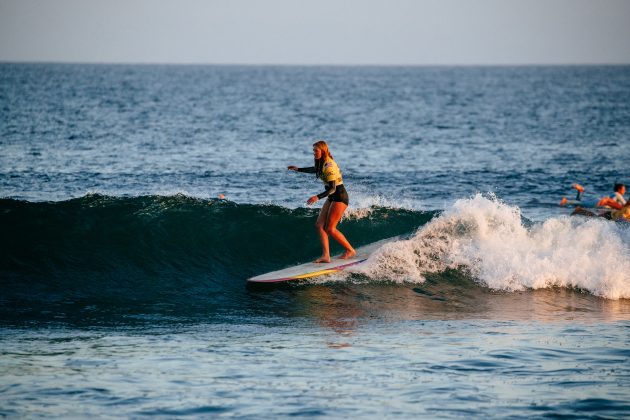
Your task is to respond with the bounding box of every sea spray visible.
[354,194,630,299]
[344,192,427,220]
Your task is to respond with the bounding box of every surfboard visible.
[247,238,392,283]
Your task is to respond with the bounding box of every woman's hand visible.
[287,166,298,171]
[306,196,319,205]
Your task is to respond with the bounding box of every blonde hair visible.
[313,140,333,179]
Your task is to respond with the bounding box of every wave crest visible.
[355,194,630,299]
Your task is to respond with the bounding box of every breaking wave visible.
[354,194,630,299]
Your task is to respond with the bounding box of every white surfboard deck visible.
[247,238,393,283]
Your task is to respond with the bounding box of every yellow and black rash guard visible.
[297,158,344,200]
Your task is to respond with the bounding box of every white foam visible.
[342,193,426,221]
[353,194,630,300]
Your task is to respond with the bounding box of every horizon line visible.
[2,60,630,67]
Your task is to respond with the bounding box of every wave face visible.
[354,194,630,300]
[3,193,630,325]
[0,194,432,319]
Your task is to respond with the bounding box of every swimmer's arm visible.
[316,180,337,200]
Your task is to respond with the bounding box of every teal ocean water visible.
[1,64,629,417]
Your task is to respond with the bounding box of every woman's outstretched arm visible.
[288,166,316,173]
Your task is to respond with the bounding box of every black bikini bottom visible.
[328,184,349,205]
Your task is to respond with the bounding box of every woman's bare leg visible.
[325,202,356,259]
[314,200,332,263]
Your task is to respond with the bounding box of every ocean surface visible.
[1,63,630,418]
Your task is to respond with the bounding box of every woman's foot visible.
[339,249,356,259]
[314,256,331,263]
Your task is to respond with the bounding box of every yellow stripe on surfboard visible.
[292,268,341,280]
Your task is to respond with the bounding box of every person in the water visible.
[560,182,626,210]
[611,183,627,206]
[288,140,356,263]
[573,196,630,221]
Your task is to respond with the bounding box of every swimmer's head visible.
[614,183,625,194]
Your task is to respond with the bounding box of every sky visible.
[1,0,629,65]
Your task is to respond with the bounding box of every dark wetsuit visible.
[297,159,349,205]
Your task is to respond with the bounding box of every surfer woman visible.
[288,140,356,263]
